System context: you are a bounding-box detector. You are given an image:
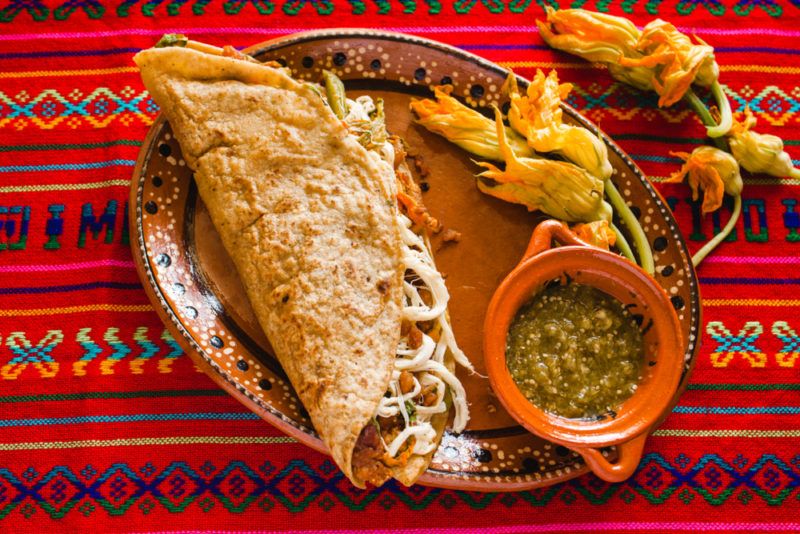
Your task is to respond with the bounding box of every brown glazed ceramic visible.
[484,220,685,483]
[131,29,701,491]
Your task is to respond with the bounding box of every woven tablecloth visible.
[1,1,799,532]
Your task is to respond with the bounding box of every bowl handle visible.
[575,433,648,483]
[522,220,590,263]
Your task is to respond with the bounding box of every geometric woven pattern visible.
[1,454,799,519]
[0,87,156,130]
[3,0,800,529]
[3,83,800,130]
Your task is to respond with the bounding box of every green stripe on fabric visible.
[0,140,142,152]
[652,429,800,438]
[686,383,800,391]
[0,389,227,403]
[0,436,297,451]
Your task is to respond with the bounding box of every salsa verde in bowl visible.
[483,220,684,483]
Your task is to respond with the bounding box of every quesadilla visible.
[134,37,472,488]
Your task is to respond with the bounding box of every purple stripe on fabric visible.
[457,44,800,55]
[0,260,136,272]
[0,282,141,295]
[0,48,140,59]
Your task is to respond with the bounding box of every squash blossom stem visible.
[683,89,742,267]
[692,194,741,267]
[604,178,654,274]
[610,222,635,262]
[684,89,728,151]
[707,81,732,138]
[791,168,800,180]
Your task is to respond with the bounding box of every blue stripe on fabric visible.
[0,413,261,427]
[0,160,137,172]
[672,407,800,415]
[0,47,140,60]
[700,278,800,285]
[2,408,795,427]
[0,282,142,295]
[630,154,685,164]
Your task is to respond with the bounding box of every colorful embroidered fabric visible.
[1,1,799,531]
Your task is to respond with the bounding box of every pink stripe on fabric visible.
[6,26,800,42]
[135,523,800,534]
[0,259,135,273]
[702,256,800,264]
[0,26,538,41]
[677,26,800,37]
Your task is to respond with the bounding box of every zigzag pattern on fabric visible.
[1,84,798,131]
[0,454,798,519]
[0,327,185,379]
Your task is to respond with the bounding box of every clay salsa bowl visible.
[483,219,684,482]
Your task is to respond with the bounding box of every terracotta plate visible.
[130,29,700,492]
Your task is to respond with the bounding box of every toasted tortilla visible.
[135,45,449,487]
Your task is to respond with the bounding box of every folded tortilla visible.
[135,43,468,488]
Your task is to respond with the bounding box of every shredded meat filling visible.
[352,424,393,487]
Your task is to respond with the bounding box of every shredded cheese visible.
[344,94,472,462]
[377,214,472,457]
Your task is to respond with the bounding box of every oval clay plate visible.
[131,29,701,492]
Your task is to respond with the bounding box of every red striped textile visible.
[1,1,799,532]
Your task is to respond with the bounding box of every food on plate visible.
[135,36,472,489]
[410,74,652,273]
[409,86,535,162]
[505,283,644,419]
[474,108,612,224]
[503,71,612,182]
[571,221,616,251]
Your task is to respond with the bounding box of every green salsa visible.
[506,283,644,419]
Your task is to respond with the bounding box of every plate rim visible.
[130,28,701,492]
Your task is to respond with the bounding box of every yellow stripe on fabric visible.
[497,62,800,75]
[0,304,154,316]
[0,436,297,451]
[719,65,800,74]
[652,429,800,438]
[0,67,138,79]
[703,299,800,307]
[0,179,130,193]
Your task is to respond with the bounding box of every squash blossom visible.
[535,8,639,65]
[571,220,617,250]
[667,146,742,215]
[537,8,719,108]
[475,107,612,223]
[505,70,613,180]
[619,19,719,107]
[409,86,534,162]
[727,107,800,179]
